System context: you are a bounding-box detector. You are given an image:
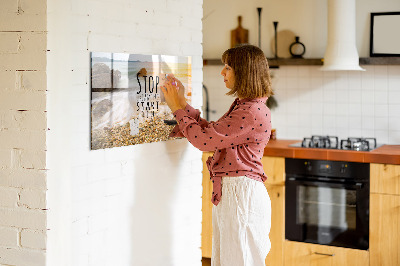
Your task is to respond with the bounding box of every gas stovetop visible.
[289,135,382,151]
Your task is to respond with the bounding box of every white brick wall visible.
[0,187,19,208]
[21,229,47,250]
[0,0,48,265]
[0,227,19,247]
[2,0,203,265]
[47,1,203,266]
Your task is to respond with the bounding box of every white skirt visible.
[212,176,271,266]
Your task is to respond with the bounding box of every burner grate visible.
[340,137,377,151]
[301,135,339,149]
[296,136,378,151]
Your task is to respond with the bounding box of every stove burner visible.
[340,137,377,151]
[295,136,379,151]
[301,135,339,149]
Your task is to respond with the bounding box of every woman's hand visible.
[160,77,184,113]
[165,74,187,108]
[173,76,187,108]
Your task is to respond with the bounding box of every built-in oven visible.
[285,158,370,250]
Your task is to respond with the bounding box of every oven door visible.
[285,177,369,250]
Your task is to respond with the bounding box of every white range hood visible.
[320,0,365,71]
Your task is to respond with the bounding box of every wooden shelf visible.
[203,57,400,67]
[268,58,322,67]
[203,58,323,67]
[359,57,400,65]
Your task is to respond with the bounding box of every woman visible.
[161,44,273,266]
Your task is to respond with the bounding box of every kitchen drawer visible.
[284,241,369,266]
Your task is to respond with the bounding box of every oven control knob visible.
[304,161,312,171]
[340,164,347,174]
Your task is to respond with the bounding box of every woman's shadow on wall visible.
[129,139,190,266]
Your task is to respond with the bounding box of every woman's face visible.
[220,64,235,89]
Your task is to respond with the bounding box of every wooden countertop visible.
[263,139,400,165]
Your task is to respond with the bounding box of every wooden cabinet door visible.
[262,156,285,186]
[264,184,284,266]
[201,152,213,258]
[284,241,369,266]
[370,193,400,266]
[370,163,400,195]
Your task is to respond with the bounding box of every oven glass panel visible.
[297,186,357,230]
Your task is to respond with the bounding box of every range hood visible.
[320,0,365,71]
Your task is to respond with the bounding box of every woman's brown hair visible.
[221,44,273,99]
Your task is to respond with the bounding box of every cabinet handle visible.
[314,252,335,257]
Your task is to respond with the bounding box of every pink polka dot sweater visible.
[169,97,272,206]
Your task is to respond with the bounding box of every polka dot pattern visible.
[170,97,272,206]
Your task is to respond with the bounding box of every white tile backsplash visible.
[389,117,400,131]
[374,90,388,104]
[362,116,375,130]
[336,103,349,116]
[362,90,375,103]
[286,77,299,89]
[336,90,349,103]
[388,76,400,91]
[298,77,311,89]
[361,104,375,117]
[374,65,388,77]
[374,77,388,91]
[285,66,298,77]
[389,131,400,143]
[336,115,348,129]
[323,103,336,116]
[375,104,389,117]
[388,91,400,104]
[375,130,389,144]
[389,104,400,117]
[298,67,312,78]
[204,64,400,145]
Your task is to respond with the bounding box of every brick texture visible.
[3,0,204,265]
[0,187,19,208]
[21,229,46,249]
[0,227,19,247]
[0,0,47,264]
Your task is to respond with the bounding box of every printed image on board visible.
[90,52,192,150]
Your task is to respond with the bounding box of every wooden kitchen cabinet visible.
[370,163,400,266]
[262,156,285,266]
[370,193,400,266]
[264,184,285,266]
[261,156,285,186]
[370,163,400,195]
[201,154,286,265]
[284,241,369,266]
[202,152,213,258]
